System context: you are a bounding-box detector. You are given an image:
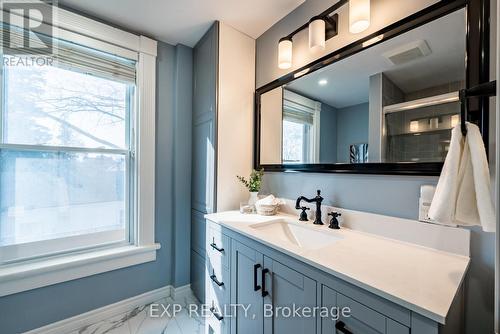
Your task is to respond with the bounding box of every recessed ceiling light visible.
[318,79,328,86]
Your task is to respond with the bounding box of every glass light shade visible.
[410,121,419,132]
[278,38,293,69]
[309,18,325,50]
[349,0,370,34]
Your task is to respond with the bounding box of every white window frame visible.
[282,90,321,163]
[0,4,159,297]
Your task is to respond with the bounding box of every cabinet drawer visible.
[329,279,410,327]
[206,262,230,306]
[338,293,385,332]
[387,319,410,334]
[206,291,229,334]
[206,314,229,334]
[337,293,409,334]
[207,225,230,270]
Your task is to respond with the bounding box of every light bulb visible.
[410,121,419,132]
[278,37,293,69]
[309,16,325,50]
[349,0,370,34]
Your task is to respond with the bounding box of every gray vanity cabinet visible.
[262,256,317,334]
[205,219,457,334]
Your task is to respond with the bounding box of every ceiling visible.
[286,9,466,109]
[58,0,305,47]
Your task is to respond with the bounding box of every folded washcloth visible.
[428,122,495,232]
[255,195,283,206]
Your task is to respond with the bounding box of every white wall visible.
[260,86,283,164]
[216,22,256,211]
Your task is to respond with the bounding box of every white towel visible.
[255,195,284,206]
[428,122,495,232]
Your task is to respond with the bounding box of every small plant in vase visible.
[237,169,264,208]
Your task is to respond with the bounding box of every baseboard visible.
[171,283,192,300]
[24,285,190,334]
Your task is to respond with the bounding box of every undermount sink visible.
[249,220,342,250]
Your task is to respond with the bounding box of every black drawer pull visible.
[335,321,353,334]
[253,264,261,291]
[261,268,269,297]
[210,306,224,321]
[210,241,224,253]
[210,273,224,287]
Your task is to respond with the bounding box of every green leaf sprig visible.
[236,169,264,192]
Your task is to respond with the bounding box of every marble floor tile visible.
[71,293,205,334]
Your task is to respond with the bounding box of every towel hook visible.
[459,89,468,137]
[459,80,497,137]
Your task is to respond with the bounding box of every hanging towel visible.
[428,122,495,232]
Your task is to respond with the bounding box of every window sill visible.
[0,243,161,297]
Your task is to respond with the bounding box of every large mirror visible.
[256,5,484,174]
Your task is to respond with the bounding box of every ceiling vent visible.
[383,40,431,65]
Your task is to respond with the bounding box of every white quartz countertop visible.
[204,211,470,324]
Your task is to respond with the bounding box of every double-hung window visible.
[0,26,136,263]
[282,90,321,164]
[0,5,157,295]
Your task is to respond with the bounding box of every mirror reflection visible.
[259,9,466,165]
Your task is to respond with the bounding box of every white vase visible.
[248,192,259,206]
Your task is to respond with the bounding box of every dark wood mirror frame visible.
[254,0,491,176]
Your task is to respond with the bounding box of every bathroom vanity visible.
[198,210,470,334]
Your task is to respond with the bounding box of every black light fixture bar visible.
[282,0,347,41]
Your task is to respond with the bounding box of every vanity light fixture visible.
[278,37,293,69]
[309,16,326,50]
[349,0,371,34]
[277,0,372,69]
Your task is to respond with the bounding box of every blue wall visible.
[319,103,337,163]
[319,102,369,163]
[0,41,193,334]
[255,0,495,333]
[336,103,369,163]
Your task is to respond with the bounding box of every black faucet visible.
[295,190,324,225]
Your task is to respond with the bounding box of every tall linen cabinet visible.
[191,22,256,301]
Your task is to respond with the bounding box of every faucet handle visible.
[327,212,342,229]
[299,206,310,221]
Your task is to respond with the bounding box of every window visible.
[0,5,157,297]
[0,11,153,271]
[282,90,321,164]
[282,119,310,163]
